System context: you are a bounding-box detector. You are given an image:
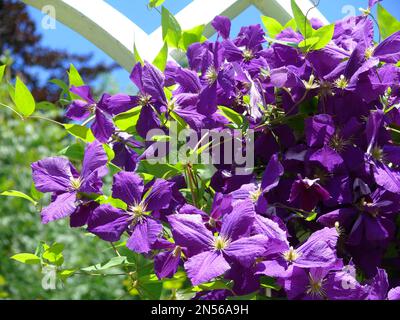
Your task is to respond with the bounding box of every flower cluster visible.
[31,3,400,300]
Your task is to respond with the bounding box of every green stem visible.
[81,114,96,126]
[0,102,24,119]
[30,115,64,127]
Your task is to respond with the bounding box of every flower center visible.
[213,235,230,251]
[318,81,334,98]
[365,46,375,59]
[128,202,147,223]
[306,273,326,298]
[87,103,97,113]
[249,188,262,203]
[302,74,319,90]
[334,75,348,90]
[205,66,218,85]
[69,177,82,190]
[242,49,254,62]
[139,94,151,106]
[329,133,350,153]
[283,246,300,262]
[208,217,217,228]
[371,146,384,161]
[172,246,182,258]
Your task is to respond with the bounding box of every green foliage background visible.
[0,77,125,299]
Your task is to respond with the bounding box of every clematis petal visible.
[65,100,90,120]
[87,204,130,242]
[373,31,400,64]
[154,249,181,279]
[70,201,98,228]
[143,179,173,212]
[111,171,144,205]
[256,259,289,278]
[81,140,108,180]
[106,94,139,115]
[184,251,230,286]
[167,214,213,256]
[136,104,161,138]
[31,157,74,193]
[225,235,280,267]
[70,85,95,103]
[41,192,77,224]
[220,200,255,241]
[126,218,162,253]
[211,16,231,39]
[261,154,284,192]
[91,109,114,143]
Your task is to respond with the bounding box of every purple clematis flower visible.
[256,227,339,280]
[31,141,108,224]
[288,176,331,211]
[66,86,134,142]
[87,171,173,253]
[168,200,280,285]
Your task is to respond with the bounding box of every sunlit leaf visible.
[11,253,40,265]
[0,190,37,205]
[14,76,35,117]
[152,42,168,71]
[161,6,182,48]
[377,4,400,40]
[63,124,95,142]
[261,16,283,38]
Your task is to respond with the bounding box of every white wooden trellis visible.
[22,0,328,72]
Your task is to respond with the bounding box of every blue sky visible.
[27,0,400,91]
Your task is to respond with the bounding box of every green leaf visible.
[36,101,57,110]
[161,6,182,48]
[58,143,84,161]
[63,124,95,142]
[377,4,400,40]
[134,43,144,65]
[58,269,76,280]
[0,190,37,205]
[261,16,283,38]
[180,24,206,51]
[81,256,131,272]
[137,160,183,179]
[291,0,313,39]
[298,36,320,51]
[43,243,64,266]
[284,18,297,30]
[306,211,318,221]
[113,106,141,132]
[265,36,299,48]
[148,0,165,8]
[152,42,168,71]
[14,76,35,117]
[68,63,84,87]
[192,280,233,292]
[30,183,43,201]
[103,143,115,161]
[311,24,334,50]
[11,253,40,265]
[218,106,244,128]
[0,65,6,82]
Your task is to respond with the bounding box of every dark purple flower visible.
[31,141,107,224]
[87,171,173,253]
[288,176,331,211]
[168,201,279,285]
[67,86,134,142]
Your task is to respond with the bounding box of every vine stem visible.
[81,114,96,126]
[30,115,64,126]
[185,163,199,208]
[0,102,24,119]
